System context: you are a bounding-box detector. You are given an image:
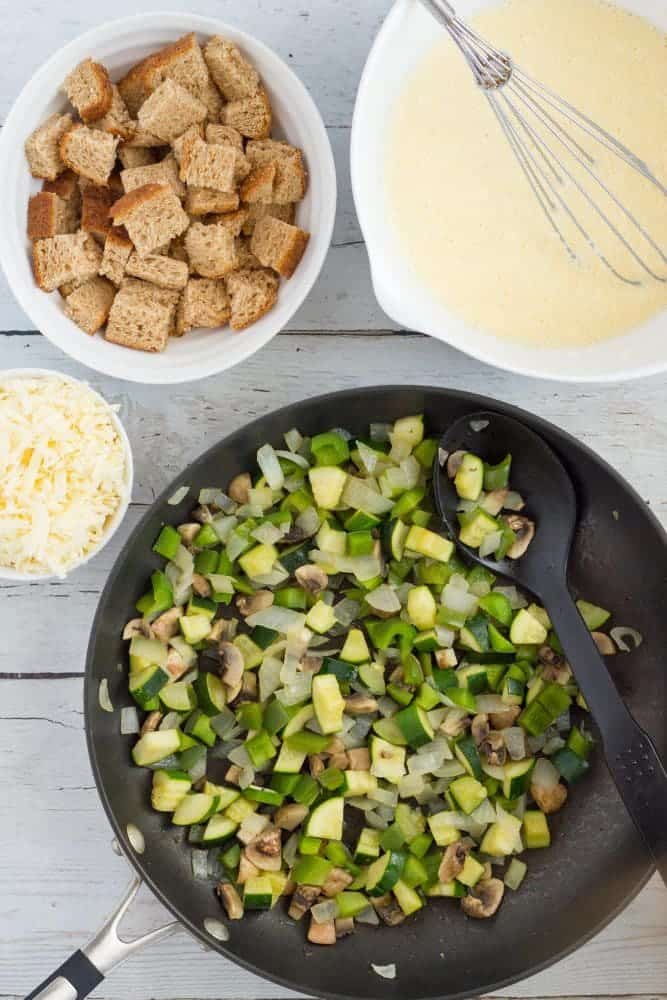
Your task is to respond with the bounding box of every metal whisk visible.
[419,0,667,285]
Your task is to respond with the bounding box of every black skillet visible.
[28,385,667,1000]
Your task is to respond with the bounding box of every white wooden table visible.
[0,2,665,998]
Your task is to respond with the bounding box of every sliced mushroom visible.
[326,736,347,755]
[372,893,406,926]
[504,515,535,559]
[152,606,183,642]
[538,644,572,683]
[274,803,309,831]
[483,488,509,516]
[592,631,616,655]
[328,751,350,770]
[288,884,320,920]
[216,882,244,920]
[335,916,355,938]
[301,654,323,675]
[295,564,329,595]
[531,780,568,814]
[245,827,283,872]
[220,642,244,689]
[461,878,505,919]
[236,851,260,884]
[480,730,507,767]
[236,589,274,617]
[434,648,458,669]
[344,694,379,715]
[122,618,153,640]
[307,916,336,945]
[346,747,371,771]
[322,867,354,898]
[228,473,252,504]
[207,619,228,644]
[166,647,189,680]
[192,504,213,524]
[481,861,493,880]
[140,710,163,735]
[440,709,470,738]
[280,524,310,545]
[489,705,521,730]
[471,713,490,746]
[438,840,469,883]
[226,764,243,786]
[447,450,466,479]
[177,523,200,545]
[192,573,212,598]
[309,754,325,779]
[237,672,258,703]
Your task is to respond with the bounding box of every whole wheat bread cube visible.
[63,276,116,334]
[179,137,236,192]
[81,185,114,242]
[169,235,190,269]
[124,127,165,148]
[185,187,239,217]
[118,145,156,170]
[171,123,204,164]
[121,155,185,199]
[235,236,263,270]
[42,170,82,223]
[92,85,135,141]
[203,38,260,101]
[245,139,307,204]
[175,277,231,335]
[241,201,295,237]
[63,59,113,123]
[99,227,134,286]
[226,267,279,330]
[210,208,248,237]
[110,183,189,256]
[126,251,189,290]
[137,78,207,143]
[25,113,73,180]
[59,125,119,186]
[105,278,179,352]
[117,62,153,118]
[205,124,244,150]
[220,89,272,140]
[27,192,78,240]
[32,231,102,292]
[185,221,238,278]
[250,215,309,278]
[141,33,223,120]
[240,163,276,204]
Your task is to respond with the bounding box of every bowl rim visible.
[0,367,134,581]
[0,11,337,385]
[350,0,667,384]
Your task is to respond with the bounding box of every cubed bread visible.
[42,170,82,224]
[25,113,73,180]
[81,184,114,242]
[117,61,153,118]
[92,85,135,141]
[210,208,248,237]
[250,215,309,278]
[241,201,296,237]
[240,163,276,204]
[235,236,263,270]
[99,226,134,286]
[105,278,179,351]
[31,231,102,292]
[110,183,189,256]
[205,124,244,150]
[184,220,238,278]
[27,192,78,239]
[171,123,205,164]
[59,124,119,186]
[63,59,113,123]
[141,33,223,120]
[245,139,307,203]
[220,89,272,140]
[175,277,231,335]
[137,78,207,143]
[121,155,185,199]
[226,267,279,330]
[63,276,116,334]
[123,127,165,149]
[125,251,189,290]
[203,37,260,101]
[118,145,156,170]
[185,188,240,216]
[179,137,236,192]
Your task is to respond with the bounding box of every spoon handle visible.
[543,587,667,885]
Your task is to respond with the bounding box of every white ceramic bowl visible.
[0,369,133,580]
[0,13,336,385]
[351,0,666,383]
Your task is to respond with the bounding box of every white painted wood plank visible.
[0,680,665,999]
[1,333,666,676]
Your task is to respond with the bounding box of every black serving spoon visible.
[434,409,667,885]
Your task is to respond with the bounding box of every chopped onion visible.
[371,963,397,980]
[503,727,526,761]
[610,626,643,652]
[276,675,312,705]
[532,757,560,790]
[226,530,250,563]
[442,583,478,616]
[333,598,360,627]
[256,443,284,489]
[210,708,237,739]
[311,900,338,923]
[470,798,496,825]
[398,773,425,798]
[435,626,456,648]
[120,706,140,735]
[370,422,391,442]
[438,447,448,467]
[365,810,389,830]
[470,419,489,432]
[284,428,303,453]
[211,514,238,543]
[252,567,290,588]
[167,485,190,506]
[203,917,230,942]
[126,823,145,854]
[357,440,379,474]
[433,761,466,779]
[418,738,453,760]
[310,549,382,582]
[283,474,305,493]
[189,754,207,784]
[527,732,546,754]
[283,832,300,867]
[207,574,235,595]
[504,491,525,511]
[98,678,114,713]
[259,656,283,702]
[469,578,492,597]
[356,905,379,925]
[493,585,527,610]
[449,573,469,591]
[159,711,182,731]
[543,735,566,755]
[400,455,421,488]
[251,522,284,545]
[228,745,253,768]
[370,786,398,807]
[377,696,398,718]
[408,751,444,775]
[274,449,309,470]
[479,530,502,558]
[366,584,401,616]
[555,710,571,732]
[341,477,394,515]
[238,766,255,789]
[296,506,321,537]
[192,849,210,880]
[246,606,306,632]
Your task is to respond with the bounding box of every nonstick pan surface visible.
[85,385,666,1000]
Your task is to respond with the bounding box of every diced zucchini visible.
[244,876,274,910]
[407,585,437,631]
[202,814,238,844]
[358,661,386,696]
[342,770,378,797]
[282,702,315,738]
[523,810,551,848]
[510,608,548,645]
[458,509,500,549]
[316,520,347,555]
[426,880,466,898]
[448,776,488,815]
[339,628,370,664]
[234,634,264,670]
[305,600,337,634]
[129,665,170,709]
[382,519,410,561]
[306,797,344,840]
[480,813,522,857]
[395,703,434,748]
[427,813,461,847]
[336,891,371,918]
[404,525,454,563]
[132,729,181,767]
[457,854,485,888]
[225,797,258,825]
[179,614,212,645]
[312,674,345,734]
[503,759,535,798]
[354,828,382,864]
[454,453,484,501]
[370,736,406,784]
[309,467,348,510]
[372,716,408,746]
[193,673,226,715]
[393,878,424,915]
[453,735,483,780]
[239,543,278,580]
[151,769,192,812]
[128,635,169,673]
[172,793,219,826]
[366,850,406,896]
[160,680,197,712]
[576,599,611,630]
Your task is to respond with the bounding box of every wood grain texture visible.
[0,680,665,999]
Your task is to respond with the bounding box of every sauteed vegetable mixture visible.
[121,415,617,941]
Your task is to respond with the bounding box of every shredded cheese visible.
[0,375,129,576]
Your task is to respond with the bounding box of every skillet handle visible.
[25,875,178,1000]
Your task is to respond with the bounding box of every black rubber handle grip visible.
[543,584,667,885]
[24,950,103,1000]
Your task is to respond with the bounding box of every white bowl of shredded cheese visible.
[0,369,133,579]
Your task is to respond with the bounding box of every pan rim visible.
[84,383,662,1000]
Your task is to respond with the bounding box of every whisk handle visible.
[418,0,457,26]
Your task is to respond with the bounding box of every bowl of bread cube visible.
[0,13,336,383]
